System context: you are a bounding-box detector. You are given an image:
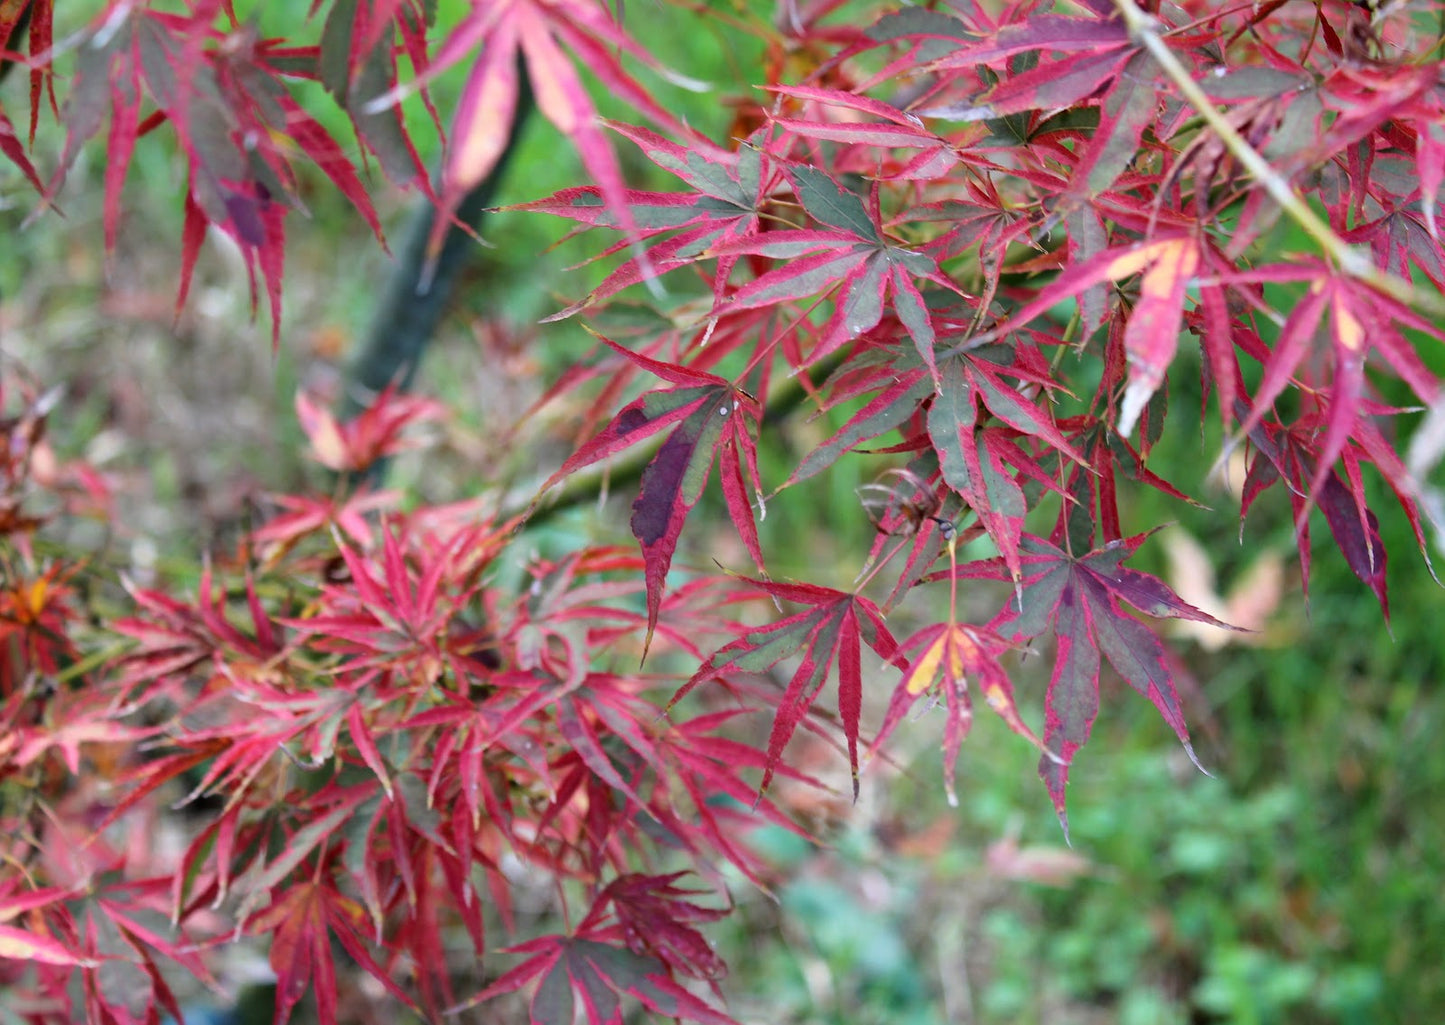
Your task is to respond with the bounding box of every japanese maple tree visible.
[3,0,1444,1023]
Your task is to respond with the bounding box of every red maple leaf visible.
[44,3,405,344]
[929,349,1086,588]
[0,0,54,189]
[705,164,962,377]
[956,533,1235,836]
[390,0,704,270]
[513,121,766,320]
[453,874,736,1025]
[531,337,765,658]
[294,384,445,474]
[247,843,416,1025]
[669,578,900,800]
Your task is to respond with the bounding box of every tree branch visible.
[1111,0,1445,318]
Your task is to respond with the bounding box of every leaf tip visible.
[751,777,772,814]
[639,622,658,668]
[1117,378,1154,439]
[1180,739,1212,779]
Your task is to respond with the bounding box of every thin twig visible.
[1111,0,1445,318]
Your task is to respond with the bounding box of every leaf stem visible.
[1110,0,1445,318]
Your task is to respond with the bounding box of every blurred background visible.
[3,2,1442,1023]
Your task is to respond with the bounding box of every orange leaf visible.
[1119,236,1200,436]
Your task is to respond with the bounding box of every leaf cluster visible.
[3,0,1444,1021]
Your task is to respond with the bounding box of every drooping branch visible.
[1111,0,1445,319]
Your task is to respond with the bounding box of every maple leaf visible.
[1054,417,1199,551]
[0,103,43,193]
[286,526,482,689]
[785,361,934,487]
[930,349,1087,587]
[875,620,1030,807]
[315,0,432,186]
[765,84,958,181]
[1059,51,1159,208]
[0,923,91,968]
[864,5,1149,199]
[1115,234,1201,436]
[512,122,765,319]
[381,0,702,271]
[869,6,1130,65]
[10,691,154,778]
[782,334,1079,589]
[532,671,816,885]
[706,164,962,376]
[10,0,1445,1017]
[0,0,53,156]
[250,488,400,557]
[500,546,663,691]
[978,234,1208,438]
[957,533,1234,836]
[903,181,1035,303]
[1346,208,1445,294]
[1229,264,1443,514]
[1240,410,1399,618]
[248,856,416,1025]
[454,875,736,1025]
[0,864,221,1024]
[669,578,900,800]
[108,564,288,708]
[295,384,444,474]
[458,935,737,1025]
[0,560,82,691]
[640,706,819,887]
[913,39,1134,125]
[42,5,399,345]
[531,337,765,658]
[867,508,1052,806]
[582,873,728,982]
[78,881,224,1021]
